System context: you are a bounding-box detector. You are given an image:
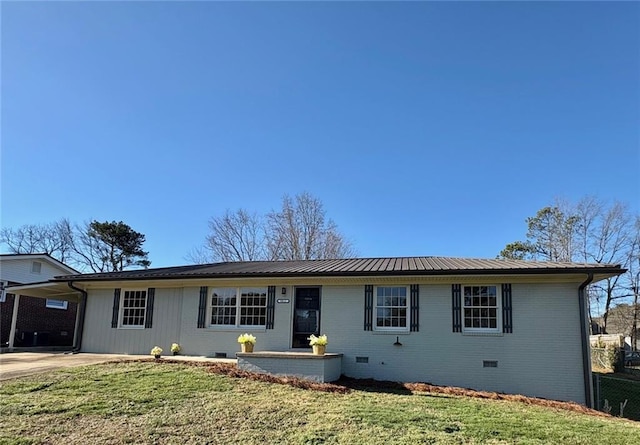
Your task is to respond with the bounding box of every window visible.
[46,299,68,310]
[210,287,267,327]
[31,261,42,274]
[463,285,500,332]
[210,288,237,326]
[375,286,408,331]
[120,290,147,328]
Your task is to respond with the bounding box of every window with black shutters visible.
[120,290,147,328]
[210,287,267,327]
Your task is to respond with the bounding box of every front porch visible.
[237,351,343,383]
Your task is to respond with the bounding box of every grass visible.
[0,361,639,444]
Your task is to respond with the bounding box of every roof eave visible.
[52,266,625,283]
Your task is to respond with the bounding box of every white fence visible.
[589,334,625,348]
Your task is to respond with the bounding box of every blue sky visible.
[2,1,639,268]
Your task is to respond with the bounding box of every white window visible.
[463,285,500,333]
[120,289,147,328]
[46,299,68,310]
[31,261,42,274]
[375,286,408,331]
[210,287,267,327]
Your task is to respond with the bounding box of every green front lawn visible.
[1,361,638,444]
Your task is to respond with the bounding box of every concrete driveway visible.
[0,352,137,381]
[0,352,237,381]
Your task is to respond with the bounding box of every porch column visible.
[8,294,20,350]
[72,298,81,347]
[72,293,85,351]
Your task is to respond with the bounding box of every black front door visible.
[292,287,320,348]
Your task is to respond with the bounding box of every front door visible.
[292,287,321,348]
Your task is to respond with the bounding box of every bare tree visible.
[499,200,578,262]
[185,246,215,265]
[628,216,640,348]
[320,220,355,260]
[197,192,356,263]
[574,199,636,331]
[605,303,638,337]
[0,218,75,262]
[70,221,108,272]
[499,196,638,333]
[1,218,151,273]
[266,192,355,260]
[202,209,265,262]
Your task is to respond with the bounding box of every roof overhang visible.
[7,281,82,302]
[9,266,621,296]
[49,270,620,290]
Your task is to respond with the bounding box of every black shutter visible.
[144,288,155,329]
[452,284,462,332]
[197,286,208,328]
[266,286,276,329]
[502,283,513,333]
[364,285,373,331]
[410,284,419,332]
[111,288,121,328]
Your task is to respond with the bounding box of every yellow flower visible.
[307,334,328,346]
[237,333,257,344]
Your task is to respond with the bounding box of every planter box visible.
[237,351,343,383]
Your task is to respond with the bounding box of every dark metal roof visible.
[52,256,625,282]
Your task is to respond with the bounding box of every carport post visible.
[8,293,20,350]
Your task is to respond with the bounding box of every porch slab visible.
[237,351,343,383]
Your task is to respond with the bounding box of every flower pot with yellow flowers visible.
[237,333,257,353]
[150,346,163,360]
[308,334,328,355]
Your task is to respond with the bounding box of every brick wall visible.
[0,294,77,347]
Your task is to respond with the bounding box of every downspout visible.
[68,282,87,352]
[579,273,594,408]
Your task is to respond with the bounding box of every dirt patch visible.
[344,377,609,417]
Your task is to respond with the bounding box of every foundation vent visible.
[483,360,498,368]
[356,356,369,364]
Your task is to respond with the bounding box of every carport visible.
[5,281,86,351]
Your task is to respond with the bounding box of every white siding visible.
[321,283,585,404]
[176,286,293,358]
[82,288,182,354]
[80,280,587,404]
[0,258,70,283]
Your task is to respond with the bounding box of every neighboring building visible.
[9,256,623,406]
[0,253,79,347]
[591,307,639,350]
[590,318,605,335]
